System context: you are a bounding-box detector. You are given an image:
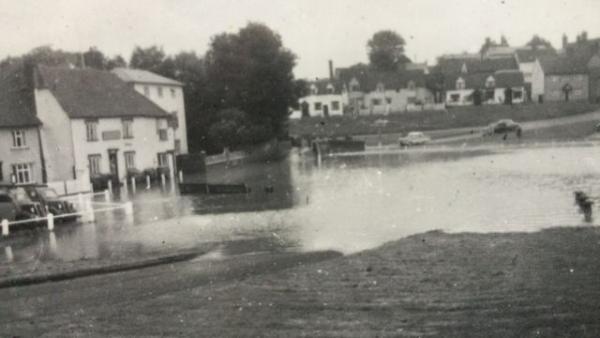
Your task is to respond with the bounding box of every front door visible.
[323,104,329,117]
[108,150,119,181]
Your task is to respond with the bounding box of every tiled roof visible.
[539,55,589,75]
[307,78,343,95]
[336,65,426,92]
[0,61,42,128]
[515,47,557,63]
[444,70,524,90]
[36,65,169,119]
[437,56,518,75]
[112,68,183,86]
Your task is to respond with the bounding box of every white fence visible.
[1,190,133,237]
[205,150,246,165]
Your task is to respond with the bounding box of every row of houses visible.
[295,32,600,118]
[0,61,188,194]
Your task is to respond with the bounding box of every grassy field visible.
[16,226,600,337]
[290,101,600,138]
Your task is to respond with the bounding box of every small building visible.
[0,62,45,185]
[297,79,346,117]
[34,65,176,193]
[112,68,188,154]
[539,56,589,102]
[515,47,557,102]
[445,70,526,106]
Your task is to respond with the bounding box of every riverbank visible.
[4,226,600,336]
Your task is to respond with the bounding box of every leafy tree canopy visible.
[367,30,408,71]
[130,46,167,73]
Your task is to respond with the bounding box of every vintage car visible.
[0,186,46,224]
[483,119,522,136]
[399,131,431,146]
[22,185,78,222]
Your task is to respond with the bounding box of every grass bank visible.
[290,101,600,138]
[37,226,600,337]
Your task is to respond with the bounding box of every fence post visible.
[104,189,111,202]
[146,175,151,190]
[131,176,136,194]
[47,213,54,231]
[85,198,95,222]
[4,246,13,262]
[168,153,176,193]
[78,193,84,210]
[107,179,113,196]
[1,219,9,236]
[178,170,183,183]
[161,173,166,189]
[125,201,134,224]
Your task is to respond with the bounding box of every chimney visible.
[562,34,568,50]
[328,60,334,80]
[582,31,588,41]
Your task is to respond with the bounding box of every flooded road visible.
[2,143,600,269]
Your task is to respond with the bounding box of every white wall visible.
[530,60,545,102]
[35,89,76,183]
[0,127,43,184]
[70,117,174,183]
[299,94,346,117]
[445,89,473,106]
[133,83,188,154]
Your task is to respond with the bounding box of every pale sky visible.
[1,0,599,79]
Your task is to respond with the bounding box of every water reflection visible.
[1,145,599,270]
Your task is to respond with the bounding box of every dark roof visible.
[515,48,557,63]
[564,38,600,61]
[307,78,343,95]
[0,61,42,128]
[36,65,168,119]
[336,65,426,92]
[436,56,518,76]
[444,70,524,90]
[539,55,589,75]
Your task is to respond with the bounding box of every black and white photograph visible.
[1,0,600,336]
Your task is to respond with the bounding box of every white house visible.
[515,47,556,102]
[0,62,45,185]
[445,71,526,106]
[34,65,175,193]
[112,68,188,155]
[298,80,347,117]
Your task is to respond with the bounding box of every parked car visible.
[399,131,431,146]
[0,186,46,224]
[0,192,18,222]
[483,119,522,136]
[22,185,77,221]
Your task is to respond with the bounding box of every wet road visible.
[2,143,600,272]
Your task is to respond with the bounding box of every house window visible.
[124,151,136,170]
[513,90,523,99]
[122,118,134,139]
[88,154,101,176]
[175,140,182,154]
[372,98,382,106]
[485,76,496,88]
[456,78,465,90]
[159,129,168,141]
[12,130,26,148]
[385,97,392,104]
[12,163,33,184]
[157,119,168,141]
[331,101,340,111]
[350,78,360,92]
[450,94,460,102]
[157,86,164,98]
[314,102,322,110]
[157,153,168,167]
[85,120,98,142]
[485,89,495,101]
[144,86,150,96]
[170,88,176,98]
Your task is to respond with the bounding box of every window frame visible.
[157,152,169,168]
[122,118,134,139]
[331,101,340,111]
[314,102,322,111]
[157,86,164,98]
[88,154,102,176]
[85,120,99,142]
[11,129,26,148]
[170,87,176,98]
[124,151,136,170]
[143,86,150,96]
[12,163,33,184]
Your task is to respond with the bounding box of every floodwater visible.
[2,143,600,268]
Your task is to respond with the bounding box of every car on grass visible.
[0,192,19,222]
[483,119,522,136]
[399,131,431,146]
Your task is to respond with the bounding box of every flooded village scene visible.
[3,1,600,336]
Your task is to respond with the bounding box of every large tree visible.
[129,46,167,73]
[205,22,297,145]
[367,30,408,71]
[83,47,106,69]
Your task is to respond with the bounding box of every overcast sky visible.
[1,0,599,79]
